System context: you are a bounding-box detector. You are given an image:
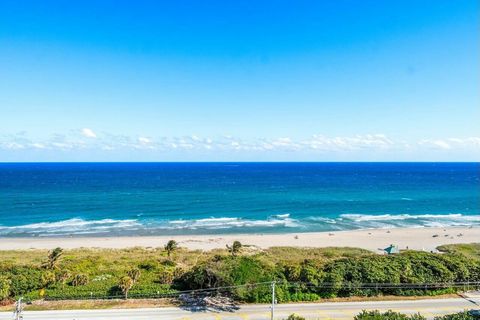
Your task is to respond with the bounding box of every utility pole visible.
[13,297,23,320]
[271,281,276,320]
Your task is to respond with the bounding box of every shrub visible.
[157,269,174,285]
[71,274,89,286]
[56,270,71,286]
[178,263,225,289]
[176,255,275,302]
[285,314,306,320]
[355,310,426,320]
[8,267,43,296]
[139,260,158,271]
[434,311,478,320]
[41,271,56,288]
[0,276,11,300]
[173,266,186,279]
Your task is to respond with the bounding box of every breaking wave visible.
[166,215,298,230]
[340,213,480,222]
[333,213,480,229]
[0,213,478,237]
[0,215,299,237]
[0,218,141,237]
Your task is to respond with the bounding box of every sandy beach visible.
[0,226,478,252]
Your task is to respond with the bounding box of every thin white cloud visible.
[418,139,451,150]
[1,131,479,158]
[31,143,46,149]
[417,137,480,150]
[81,128,97,138]
[433,140,451,150]
[0,142,25,150]
[302,134,394,151]
[138,137,151,144]
[448,137,480,147]
[190,135,201,141]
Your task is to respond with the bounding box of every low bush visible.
[434,311,479,320]
[355,310,426,320]
[71,274,89,286]
[285,314,306,320]
[0,276,11,300]
[354,310,479,320]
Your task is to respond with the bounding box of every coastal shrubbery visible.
[174,250,480,302]
[6,266,43,297]
[0,244,478,303]
[434,311,480,320]
[285,314,306,320]
[355,310,426,320]
[0,276,10,301]
[353,310,479,320]
[286,311,479,320]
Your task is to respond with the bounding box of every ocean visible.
[0,162,478,237]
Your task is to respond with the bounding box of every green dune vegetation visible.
[281,310,480,320]
[437,244,480,260]
[353,310,479,320]
[276,310,479,320]
[0,243,479,304]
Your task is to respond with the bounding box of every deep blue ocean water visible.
[0,162,479,237]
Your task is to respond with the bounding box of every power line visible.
[42,280,480,301]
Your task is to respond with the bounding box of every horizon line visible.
[1,161,479,164]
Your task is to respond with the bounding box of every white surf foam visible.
[0,212,477,237]
[0,218,141,235]
[165,215,299,230]
[340,213,480,222]
[273,213,291,219]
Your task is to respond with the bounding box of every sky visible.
[0,0,479,161]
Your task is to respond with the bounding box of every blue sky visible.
[0,0,479,161]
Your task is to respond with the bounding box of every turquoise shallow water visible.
[0,162,478,237]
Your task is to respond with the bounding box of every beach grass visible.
[437,243,480,260]
[0,246,372,272]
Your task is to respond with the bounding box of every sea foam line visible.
[0,213,478,236]
[0,218,141,234]
[339,213,480,222]
[165,215,298,230]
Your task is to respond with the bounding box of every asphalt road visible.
[1,298,479,320]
